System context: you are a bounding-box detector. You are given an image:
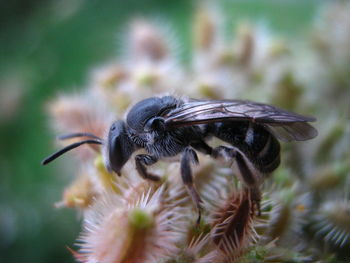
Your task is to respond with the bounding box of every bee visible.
[42,96,317,222]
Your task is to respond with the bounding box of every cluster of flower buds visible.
[45,2,350,262]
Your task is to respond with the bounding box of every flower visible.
[74,186,187,263]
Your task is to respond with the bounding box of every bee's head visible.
[105,120,135,175]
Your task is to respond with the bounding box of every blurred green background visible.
[0,0,325,262]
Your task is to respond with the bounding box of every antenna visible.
[41,139,102,165]
[57,132,102,142]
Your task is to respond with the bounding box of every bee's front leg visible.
[135,154,160,181]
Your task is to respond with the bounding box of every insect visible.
[42,96,317,222]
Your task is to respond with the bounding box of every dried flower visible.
[210,188,258,262]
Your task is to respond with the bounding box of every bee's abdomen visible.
[212,121,281,173]
[253,132,280,173]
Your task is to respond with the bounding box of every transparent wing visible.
[164,99,317,141]
[264,122,318,142]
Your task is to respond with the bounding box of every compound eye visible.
[144,117,165,132]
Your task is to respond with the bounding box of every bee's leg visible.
[181,147,202,224]
[210,146,263,215]
[191,141,237,163]
[191,142,262,216]
[234,151,262,216]
[191,140,213,155]
[135,154,160,181]
[211,145,237,163]
[233,151,261,189]
[248,186,262,216]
